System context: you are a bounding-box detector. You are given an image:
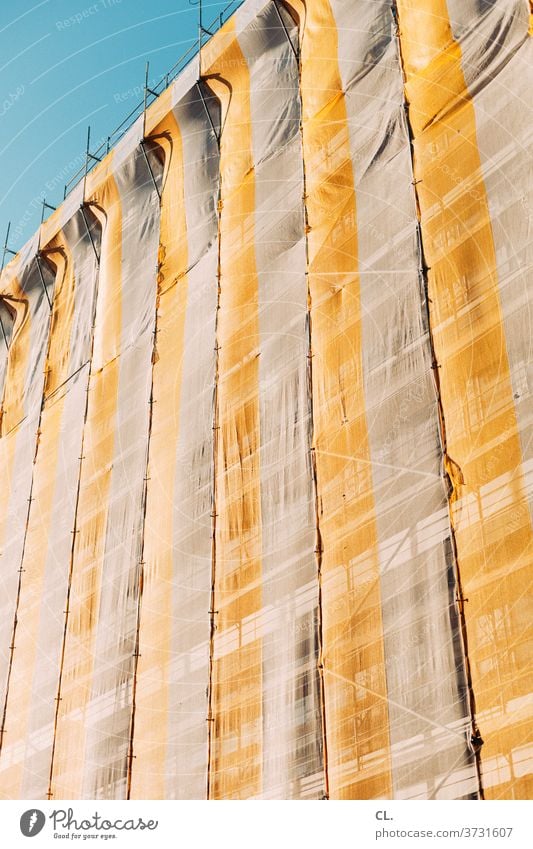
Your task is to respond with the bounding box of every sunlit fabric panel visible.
[238,2,324,799]
[396,0,533,801]
[202,19,265,801]
[331,0,478,799]
[0,237,55,775]
[445,0,533,800]
[48,145,162,800]
[283,0,394,799]
[129,80,220,800]
[0,0,530,802]
[0,209,101,799]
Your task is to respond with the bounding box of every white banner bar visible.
[1,800,530,848]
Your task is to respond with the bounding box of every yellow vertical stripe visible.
[204,22,263,800]
[397,0,532,800]
[50,165,122,799]
[284,0,392,799]
[129,111,189,799]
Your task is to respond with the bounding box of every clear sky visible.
[0,0,234,254]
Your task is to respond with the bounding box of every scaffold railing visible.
[62,0,242,201]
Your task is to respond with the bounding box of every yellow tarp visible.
[0,0,530,800]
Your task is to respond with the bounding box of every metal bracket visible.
[140,140,161,201]
[142,62,157,138]
[190,0,215,77]
[35,253,53,310]
[82,126,98,198]
[196,81,220,145]
[1,222,16,273]
[273,0,299,61]
[40,198,56,225]
[80,204,100,265]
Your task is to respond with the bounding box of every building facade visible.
[0,0,531,800]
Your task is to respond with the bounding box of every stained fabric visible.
[44,147,162,800]
[129,80,220,800]
[396,0,532,801]
[0,0,530,801]
[0,210,100,798]
[0,235,55,782]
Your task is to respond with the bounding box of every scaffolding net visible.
[0,0,531,800]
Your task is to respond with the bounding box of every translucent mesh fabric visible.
[0,0,530,801]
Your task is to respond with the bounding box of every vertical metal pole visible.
[143,61,149,138]
[273,0,298,60]
[198,0,204,75]
[40,198,56,225]
[1,222,12,272]
[83,125,91,200]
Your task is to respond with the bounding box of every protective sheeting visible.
[329,0,478,800]
[0,209,100,798]
[0,234,55,772]
[446,0,533,799]
[44,147,163,800]
[129,82,220,800]
[0,0,531,801]
[283,0,394,799]
[396,0,533,800]
[202,2,325,799]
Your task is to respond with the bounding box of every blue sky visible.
[1,0,234,253]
